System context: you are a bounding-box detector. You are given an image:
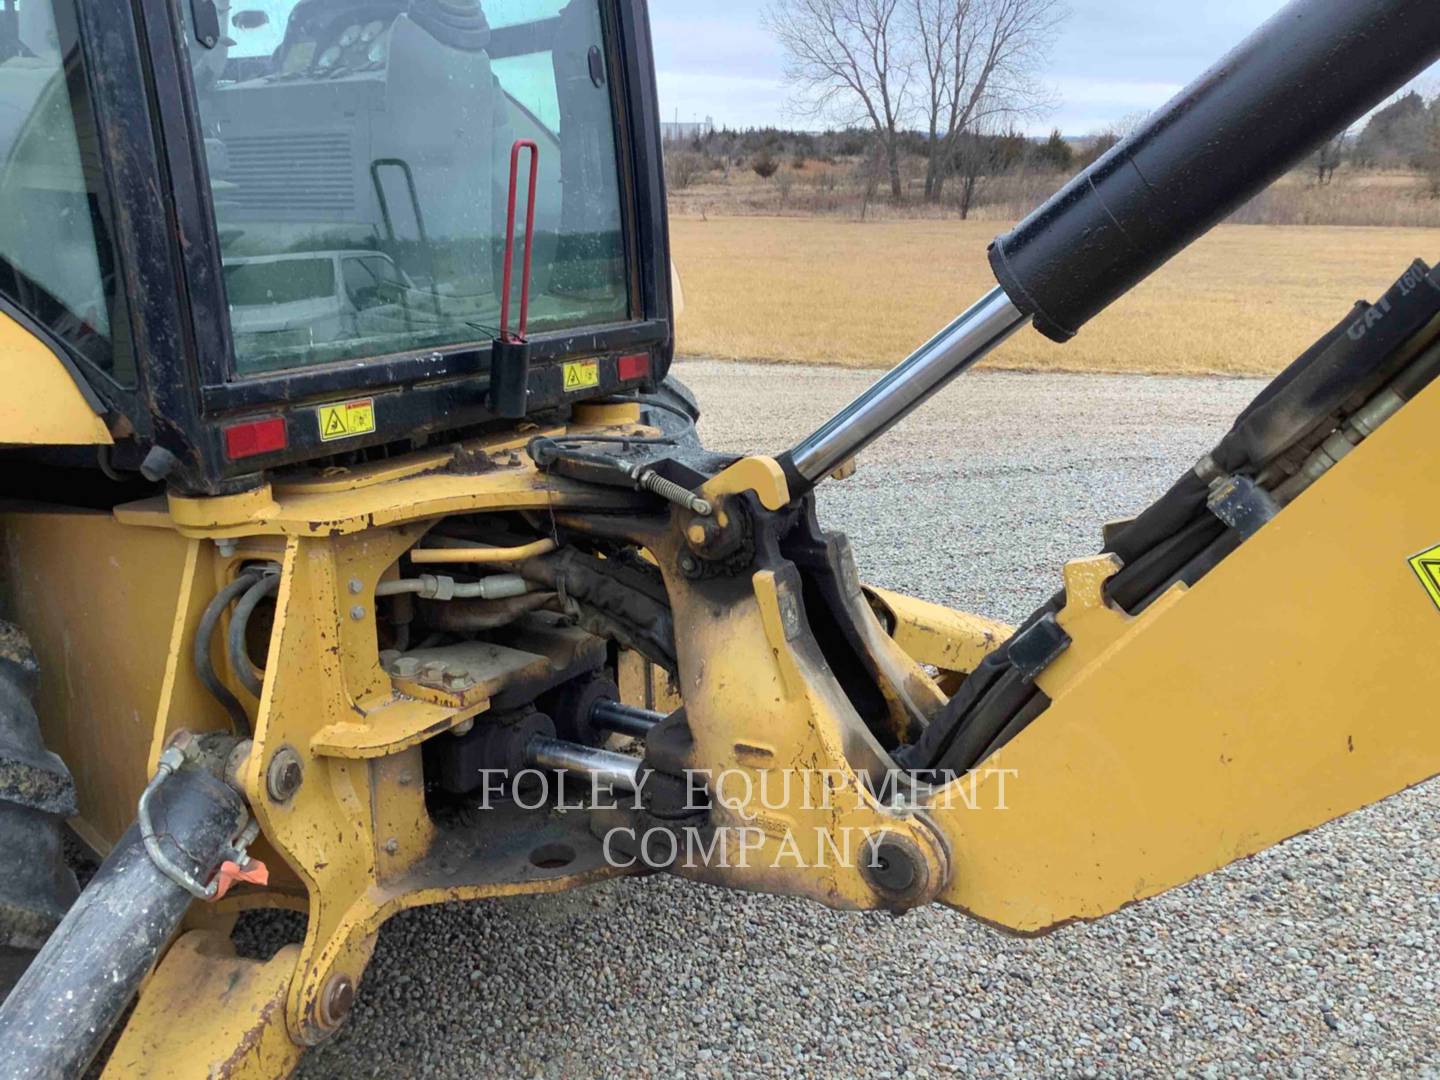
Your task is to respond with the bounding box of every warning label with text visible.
[317,399,376,442]
[563,360,601,393]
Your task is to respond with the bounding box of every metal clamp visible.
[1206,474,1280,538]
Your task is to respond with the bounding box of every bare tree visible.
[1075,112,1145,169]
[1312,130,1346,186]
[912,0,1065,202]
[765,0,912,202]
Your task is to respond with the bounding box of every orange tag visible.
[212,858,270,901]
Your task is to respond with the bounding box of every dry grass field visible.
[670,216,1440,375]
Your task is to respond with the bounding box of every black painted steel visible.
[990,0,1440,342]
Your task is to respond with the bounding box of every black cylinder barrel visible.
[990,0,1440,343]
[0,768,247,1080]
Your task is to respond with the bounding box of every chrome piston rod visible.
[781,286,1028,487]
[527,736,643,791]
[590,699,665,739]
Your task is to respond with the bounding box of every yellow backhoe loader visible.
[1,0,1439,1075]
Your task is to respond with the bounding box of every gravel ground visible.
[277,361,1440,1079]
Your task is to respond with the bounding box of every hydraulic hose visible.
[377,573,531,600]
[194,571,261,733]
[227,572,279,700]
[0,766,248,1080]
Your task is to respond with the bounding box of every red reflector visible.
[617,352,650,381]
[224,417,288,460]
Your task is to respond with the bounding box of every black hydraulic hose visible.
[1108,515,1229,614]
[228,573,280,699]
[975,692,1050,767]
[1105,470,1210,568]
[990,0,1440,343]
[898,652,1009,772]
[194,571,260,734]
[931,667,1036,776]
[417,592,556,632]
[1134,531,1246,614]
[0,767,247,1080]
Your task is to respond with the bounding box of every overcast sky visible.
[649,0,1436,136]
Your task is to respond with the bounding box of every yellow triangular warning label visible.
[317,398,376,442]
[562,360,599,393]
[1408,544,1440,612]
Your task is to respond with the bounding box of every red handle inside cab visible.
[500,140,540,344]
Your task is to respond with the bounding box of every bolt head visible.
[383,837,399,855]
[678,554,698,573]
[266,748,304,803]
[318,974,355,1029]
[441,669,475,691]
[390,657,421,679]
[349,605,366,622]
[452,718,475,737]
[859,833,934,912]
[348,578,364,595]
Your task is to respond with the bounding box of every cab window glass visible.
[0,0,134,385]
[189,0,630,377]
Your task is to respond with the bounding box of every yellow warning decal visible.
[317,398,376,442]
[563,360,601,392]
[1409,543,1440,611]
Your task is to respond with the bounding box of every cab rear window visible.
[183,0,632,377]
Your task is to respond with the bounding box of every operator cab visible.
[0,0,671,494]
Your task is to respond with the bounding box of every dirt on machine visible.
[1,0,1440,1076]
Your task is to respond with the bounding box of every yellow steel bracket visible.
[700,455,790,510]
[104,932,304,1079]
[653,457,951,910]
[866,586,1012,689]
[233,524,633,1050]
[663,563,950,909]
[923,378,1440,933]
[6,409,669,1071]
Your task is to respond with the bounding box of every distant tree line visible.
[1308,90,1440,194]
[664,123,1096,217]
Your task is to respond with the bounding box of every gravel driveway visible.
[287,361,1439,1079]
